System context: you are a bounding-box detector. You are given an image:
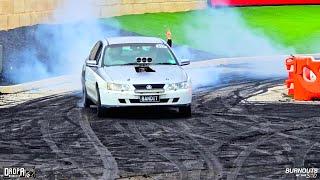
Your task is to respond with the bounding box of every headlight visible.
[104,82,130,91]
[166,81,190,91]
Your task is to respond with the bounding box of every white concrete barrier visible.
[0,75,81,94]
[1,53,320,94]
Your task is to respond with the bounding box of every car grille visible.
[133,84,165,90]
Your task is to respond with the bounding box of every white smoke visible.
[5,0,119,83]
[186,67,222,90]
[5,4,295,90]
[183,8,294,57]
[180,7,295,90]
[39,0,109,75]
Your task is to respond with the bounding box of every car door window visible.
[89,44,97,60]
[89,41,102,61]
[94,43,103,63]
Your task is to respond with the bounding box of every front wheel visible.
[83,87,93,108]
[96,86,106,117]
[179,105,191,117]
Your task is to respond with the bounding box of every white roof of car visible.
[106,36,165,45]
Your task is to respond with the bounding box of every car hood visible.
[99,65,188,84]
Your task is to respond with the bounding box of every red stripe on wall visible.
[211,0,320,6]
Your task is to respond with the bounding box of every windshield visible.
[103,43,177,66]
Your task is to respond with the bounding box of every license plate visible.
[139,95,160,103]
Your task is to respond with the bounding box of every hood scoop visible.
[135,57,155,73]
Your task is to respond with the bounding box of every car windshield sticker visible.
[156,44,167,49]
[142,46,151,51]
[122,46,131,51]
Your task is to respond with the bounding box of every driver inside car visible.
[105,47,125,65]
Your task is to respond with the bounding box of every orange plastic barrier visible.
[285,56,295,96]
[285,55,320,101]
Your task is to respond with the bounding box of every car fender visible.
[93,69,112,101]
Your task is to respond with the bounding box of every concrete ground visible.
[1,57,320,179]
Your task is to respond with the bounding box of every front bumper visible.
[99,88,192,107]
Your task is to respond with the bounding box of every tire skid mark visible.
[198,116,274,158]
[3,78,320,179]
[198,116,254,138]
[216,115,320,151]
[221,88,245,114]
[204,84,252,111]
[228,144,272,156]
[227,135,273,180]
[285,129,320,178]
[0,94,62,109]
[182,114,282,179]
[1,97,76,169]
[78,109,119,180]
[117,121,189,180]
[302,142,319,166]
[271,142,292,163]
[16,96,74,120]
[205,112,291,122]
[149,122,205,180]
[12,118,50,166]
[157,120,223,180]
[6,139,42,167]
[156,119,219,143]
[200,115,288,179]
[39,108,95,179]
[213,115,320,178]
[292,146,311,172]
[65,110,83,129]
[214,115,319,144]
[200,80,282,114]
[19,94,67,110]
[114,121,189,179]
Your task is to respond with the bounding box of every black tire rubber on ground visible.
[83,87,93,108]
[179,105,192,117]
[96,85,105,117]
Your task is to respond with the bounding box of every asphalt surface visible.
[1,77,320,179]
[0,22,319,179]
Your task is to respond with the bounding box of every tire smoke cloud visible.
[181,8,295,88]
[182,8,294,57]
[3,0,119,84]
[2,3,295,88]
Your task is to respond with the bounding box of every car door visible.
[85,41,102,100]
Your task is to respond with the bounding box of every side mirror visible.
[180,59,190,66]
[86,60,98,67]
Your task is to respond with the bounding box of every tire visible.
[83,86,93,108]
[96,86,105,117]
[179,105,192,117]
